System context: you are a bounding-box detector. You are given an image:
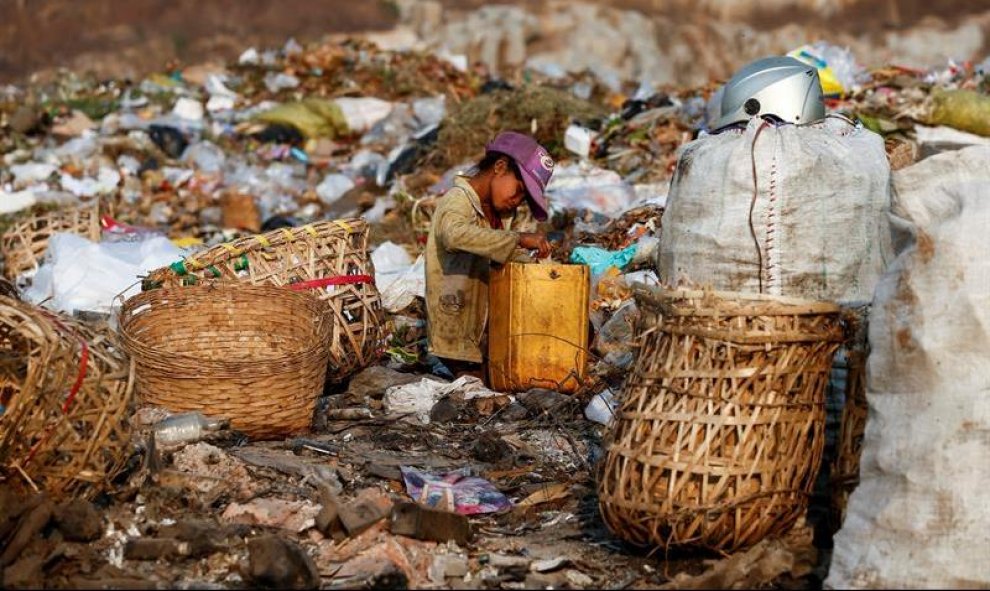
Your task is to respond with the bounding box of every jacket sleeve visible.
[435,197,520,264]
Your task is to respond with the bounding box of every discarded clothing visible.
[400,467,512,515]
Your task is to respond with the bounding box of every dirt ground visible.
[3,0,989,85]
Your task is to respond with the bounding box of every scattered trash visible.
[385,375,501,424]
[222,498,322,533]
[154,412,230,447]
[584,389,619,426]
[22,232,183,314]
[0,5,982,588]
[390,501,472,546]
[400,467,512,515]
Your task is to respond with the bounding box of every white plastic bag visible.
[826,147,990,589]
[658,118,892,304]
[380,255,425,313]
[546,162,637,217]
[22,233,184,315]
[333,97,393,134]
[371,241,414,293]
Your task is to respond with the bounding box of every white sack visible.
[385,376,502,424]
[889,145,990,254]
[23,233,183,315]
[658,118,892,304]
[825,148,990,589]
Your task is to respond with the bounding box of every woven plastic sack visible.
[826,147,990,589]
[658,117,892,305]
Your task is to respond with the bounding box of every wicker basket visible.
[119,284,332,439]
[142,219,383,381]
[829,350,868,528]
[598,287,844,553]
[0,296,135,500]
[1,201,102,281]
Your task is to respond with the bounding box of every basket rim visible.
[118,284,332,371]
[634,285,842,315]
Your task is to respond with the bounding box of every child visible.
[425,131,555,375]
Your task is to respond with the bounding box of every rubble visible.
[0,2,986,589]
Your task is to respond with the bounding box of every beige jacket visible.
[425,176,534,362]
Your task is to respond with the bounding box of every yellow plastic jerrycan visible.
[488,262,590,393]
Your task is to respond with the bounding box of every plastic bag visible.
[333,97,394,134]
[371,241,414,292]
[570,244,637,275]
[788,42,866,97]
[546,162,637,217]
[22,233,184,314]
[584,389,619,426]
[315,173,355,205]
[380,255,425,313]
[400,466,512,515]
[928,88,990,138]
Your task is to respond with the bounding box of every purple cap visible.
[485,131,555,221]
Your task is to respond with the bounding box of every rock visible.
[123,537,216,560]
[222,498,321,533]
[499,402,530,422]
[531,557,570,573]
[346,366,428,402]
[429,397,460,423]
[338,488,393,537]
[565,569,595,588]
[429,554,469,583]
[314,489,344,539]
[8,105,45,134]
[389,502,472,546]
[247,535,320,590]
[517,388,571,414]
[367,462,402,481]
[158,519,227,549]
[0,498,52,567]
[53,499,103,542]
[471,431,513,463]
[1,553,44,588]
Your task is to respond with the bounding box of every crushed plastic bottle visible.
[154,412,230,446]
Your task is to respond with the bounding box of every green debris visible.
[432,86,605,169]
[253,99,350,139]
[928,88,990,137]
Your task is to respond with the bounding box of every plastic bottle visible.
[154,412,229,446]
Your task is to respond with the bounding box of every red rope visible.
[286,275,374,291]
[23,312,91,467]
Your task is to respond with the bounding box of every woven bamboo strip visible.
[142,218,382,381]
[1,201,102,280]
[119,284,331,440]
[598,287,843,553]
[829,350,868,528]
[0,296,134,500]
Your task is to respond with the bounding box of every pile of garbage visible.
[1,7,989,588]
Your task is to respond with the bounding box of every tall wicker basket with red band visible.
[598,286,844,553]
[142,218,383,381]
[0,296,135,500]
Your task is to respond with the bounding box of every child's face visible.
[490,159,527,215]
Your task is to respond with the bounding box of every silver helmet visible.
[712,56,825,130]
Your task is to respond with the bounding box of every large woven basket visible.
[142,219,383,381]
[598,287,844,553]
[1,201,102,281]
[119,284,331,439]
[0,296,134,500]
[829,349,868,529]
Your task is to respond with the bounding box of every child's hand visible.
[519,232,552,259]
